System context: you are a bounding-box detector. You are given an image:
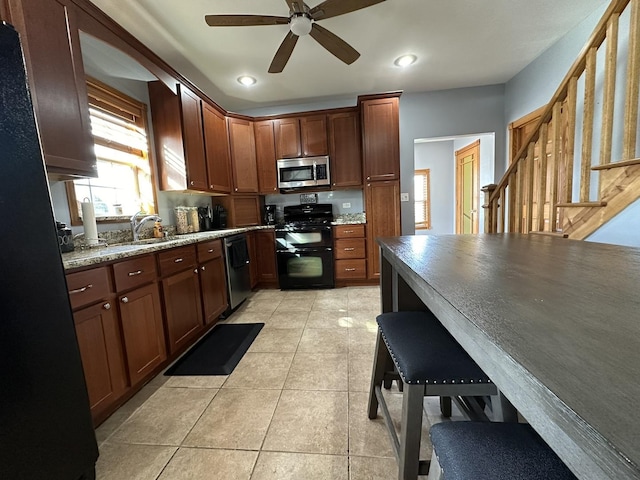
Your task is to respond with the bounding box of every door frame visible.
[455,140,480,234]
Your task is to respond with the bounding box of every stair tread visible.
[555,201,607,208]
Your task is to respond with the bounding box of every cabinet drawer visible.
[113,255,157,292]
[335,238,366,260]
[197,239,223,263]
[335,259,367,279]
[67,267,112,310]
[333,224,365,239]
[158,245,197,277]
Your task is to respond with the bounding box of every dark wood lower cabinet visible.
[162,267,203,354]
[365,180,400,279]
[247,230,278,288]
[200,257,228,325]
[119,283,166,386]
[73,300,127,422]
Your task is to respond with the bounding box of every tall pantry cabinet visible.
[361,93,402,280]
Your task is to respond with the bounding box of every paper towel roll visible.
[81,199,99,246]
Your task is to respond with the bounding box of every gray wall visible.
[399,85,506,234]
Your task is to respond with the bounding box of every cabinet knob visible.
[194,268,199,274]
[103,303,111,310]
[201,266,206,271]
[210,185,214,189]
[344,247,355,251]
[174,258,184,263]
[367,176,371,180]
[190,180,195,186]
[121,297,129,304]
[345,268,356,272]
[235,188,238,192]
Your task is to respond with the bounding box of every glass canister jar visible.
[174,207,189,234]
[189,206,200,233]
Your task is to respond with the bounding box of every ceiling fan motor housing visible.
[290,14,312,36]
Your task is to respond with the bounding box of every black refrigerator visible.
[0,23,98,479]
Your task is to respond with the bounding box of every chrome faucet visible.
[130,212,162,241]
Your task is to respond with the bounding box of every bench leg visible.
[491,391,518,422]
[439,396,452,417]
[398,383,424,480]
[368,330,392,419]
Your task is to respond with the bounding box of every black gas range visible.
[275,204,334,289]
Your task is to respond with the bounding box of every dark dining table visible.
[377,234,640,480]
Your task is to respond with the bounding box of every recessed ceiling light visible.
[394,54,417,67]
[237,75,257,86]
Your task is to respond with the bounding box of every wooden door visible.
[362,96,400,182]
[300,114,328,157]
[254,120,278,194]
[328,111,362,188]
[119,283,166,386]
[73,300,127,421]
[365,180,400,279]
[6,0,96,177]
[202,102,232,193]
[274,117,301,158]
[200,256,228,325]
[455,140,480,234]
[179,86,207,191]
[162,268,203,354]
[228,117,259,193]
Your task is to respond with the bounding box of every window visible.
[66,77,156,224]
[414,169,431,230]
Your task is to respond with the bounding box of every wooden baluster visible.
[525,142,535,233]
[498,187,505,233]
[564,77,578,202]
[549,102,561,232]
[537,123,549,231]
[515,164,523,233]
[481,184,497,233]
[623,0,640,160]
[599,13,619,167]
[508,173,517,233]
[580,47,597,202]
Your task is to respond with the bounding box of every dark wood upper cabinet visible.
[254,120,278,194]
[300,115,328,157]
[179,86,208,191]
[202,103,232,194]
[5,0,97,177]
[361,96,400,182]
[328,111,362,188]
[228,117,259,194]
[274,114,327,159]
[148,81,208,192]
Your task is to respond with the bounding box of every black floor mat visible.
[164,323,264,376]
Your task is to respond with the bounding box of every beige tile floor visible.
[95,286,460,480]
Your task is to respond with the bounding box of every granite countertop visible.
[62,226,274,271]
[332,213,366,225]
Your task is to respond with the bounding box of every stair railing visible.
[483,0,640,235]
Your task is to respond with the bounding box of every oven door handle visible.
[279,247,333,253]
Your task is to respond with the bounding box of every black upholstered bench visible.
[428,421,578,480]
[367,311,499,480]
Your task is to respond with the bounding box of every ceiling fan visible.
[205,0,386,73]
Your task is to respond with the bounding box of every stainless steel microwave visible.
[277,156,331,189]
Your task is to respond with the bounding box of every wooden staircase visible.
[483,0,640,239]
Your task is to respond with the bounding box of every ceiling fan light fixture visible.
[290,14,312,36]
[394,54,417,67]
[237,75,257,86]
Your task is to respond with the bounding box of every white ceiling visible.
[88,0,608,112]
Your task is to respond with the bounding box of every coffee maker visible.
[264,204,276,225]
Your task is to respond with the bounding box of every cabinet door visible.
[179,86,208,191]
[162,268,203,354]
[119,283,166,386]
[74,300,127,421]
[362,97,400,182]
[228,117,259,193]
[254,230,278,284]
[200,257,228,325]
[365,180,400,279]
[300,114,328,157]
[274,117,301,159]
[328,111,362,187]
[254,120,278,194]
[202,102,232,193]
[6,0,96,177]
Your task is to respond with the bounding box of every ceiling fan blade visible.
[205,15,289,27]
[310,0,385,20]
[269,32,299,73]
[309,23,360,65]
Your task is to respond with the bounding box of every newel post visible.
[481,184,498,233]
